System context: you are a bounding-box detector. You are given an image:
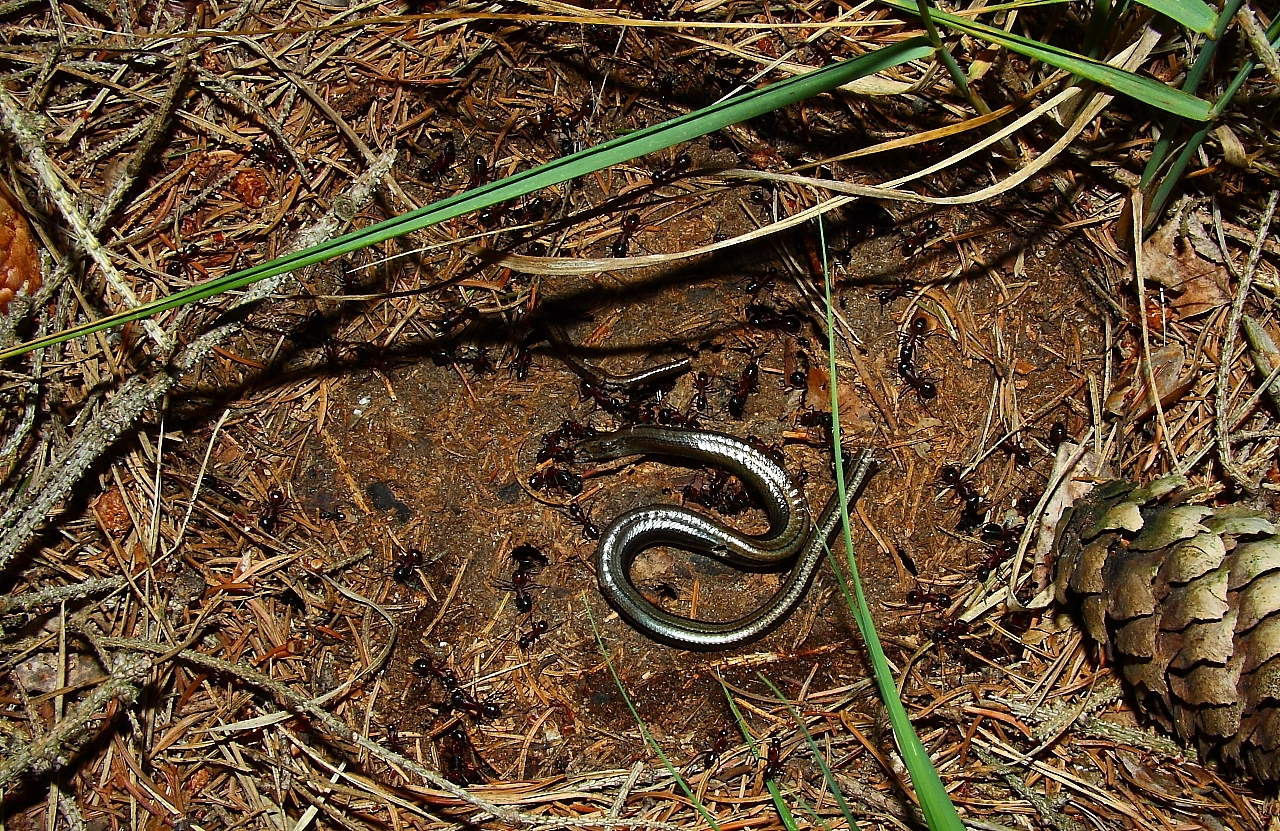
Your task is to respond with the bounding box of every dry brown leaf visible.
[0,181,40,313]
[1141,211,1231,318]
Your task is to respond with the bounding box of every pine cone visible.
[1053,476,1280,781]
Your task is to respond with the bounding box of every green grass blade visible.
[0,37,932,363]
[816,218,963,831]
[880,0,1211,120]
[756,673,857,831]
[1134,0,1215,35]
[715,679,800,831]
[584,598,723,831]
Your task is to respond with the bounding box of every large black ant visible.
[612,213,641,257]
[259,489,285,533]
[423,139,456,181]
[652,152,691,183]
[505,544,548,612]
[999,437,1031,466]
[567,503,600,540]
[468,156,489,190]
[901,367,938,402]
[931,617,970,643]
[439,726,491,785]
[1048,421,1068,450]
[976,523,1019,580]
[529,466,583,495]
[693,371,710,411]
[845,199,895,245]
[450,688,502,720]
[763,737,784,780]
[727,360,759,419]
[517,619,549,650]
[411,655,459,691]
[703,728,733,769]
[746,302,803,334]
[901,218,941,257]
[876,278,915,306]
[906,586,951,610]
[393,549,424,584]
[940,466,987,532]
[787,348,810,390]
[897,314,930,376]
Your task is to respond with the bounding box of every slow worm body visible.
[576,426,876,650]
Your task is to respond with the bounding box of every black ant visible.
[199,474,240,502]
[727,360,759,419]
[567,503,600,540]
[580,381,624,414]
[906,586,951,609]
[940,466,987,532]
[901,218,940,257]
[450,688,502,720]
[876,278,915,306]
[469,346,495,376]
[612,213,641,257]
[1014,491,1038,516]
[505,544,547,612]
[511,340,534,381]
[652,152,691,183]
[763,737,784,780]
[746,302,803,334]
[508,568,537,613]
[787,349,809,390]
[423,139,456,181]
[901,367,938,402]
[693,371,710,411]
[468,156,489,190]
[845,199,895,245]
[517,619,549,650]
[746,434,787,468]
[411,655,459,691]
[932,617,970,642]
[259,489,285,532]
[657,406,697,427]
[440,726,491,785]
[745,268,777,294]
[393,549,424,584]
[976,523,1019,580]
[749,188,770,205]
[897,314,930,375]
[703,728,732,769]
[438,305,479,335]
[797,408,833,442]
[1048,421,1068,450]
[999,437,1031,466]
[529,466,583,495]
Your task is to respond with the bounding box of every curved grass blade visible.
[756,673,857,831]
[715,678,800,831]
[584,596,723,831]
[816,217,963,831]
[0,37,932,363]
[1134,0,1215,35]
[879,0,1211,120]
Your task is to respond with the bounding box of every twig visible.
[1213,190,1279,492]
[0,152,397,574]
[0,575,126,616]
[0,86,170,352]
[0,651,151,790]
[1130,192,1180,470]
[1239,3,1280,87]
